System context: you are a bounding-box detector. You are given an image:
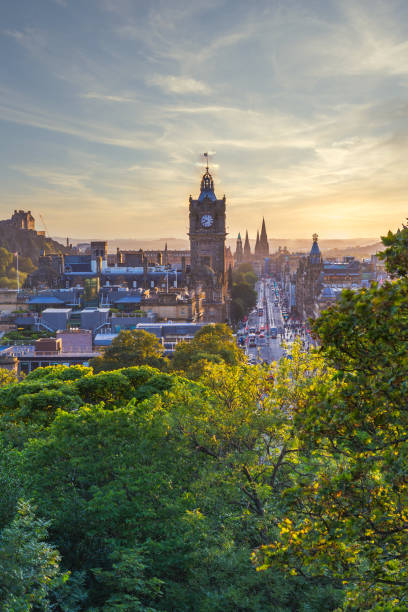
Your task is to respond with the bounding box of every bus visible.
[270,327,277,339]
[249,334,257,347]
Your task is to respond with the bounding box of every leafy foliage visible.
[0,500,62,611]
[0,354,343,610]
[2,222,408,610]
[1,329,55,346]
[255,232,408,609]
[0,367,18,387]
[378,221,408,277]
[230,263,257,324]
[91,329,169,373]
[172,323,244,378]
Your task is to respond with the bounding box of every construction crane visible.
[39,213,49,237]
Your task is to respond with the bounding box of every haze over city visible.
[1,0,408,239]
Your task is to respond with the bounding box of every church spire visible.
[255,230,260,255]
[243,230,251,260]
[235,233,243,264]
[259,217,269,256]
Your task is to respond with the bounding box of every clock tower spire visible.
[188,155,227,322]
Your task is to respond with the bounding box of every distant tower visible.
[259,217,269,257]
[243,230,251,261]
[255,230,260,257]
[309,233,323,265]
[164,242,168,266]
[235,233,243,264]
[188,155,227,321]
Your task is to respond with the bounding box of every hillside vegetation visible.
[0,225,69,288]
[0,225,406,609]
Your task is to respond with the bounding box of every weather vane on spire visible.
[203,151,209,172]
[202,151,216,172]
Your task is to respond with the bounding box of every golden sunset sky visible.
[1,0,408,240]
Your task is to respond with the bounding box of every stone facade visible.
[188,167,227,322]
[235,219,269,265]
[235,233,243,264]
[295,234,323,320]
[11,210,35,231]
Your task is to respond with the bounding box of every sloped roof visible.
[28,296,64,305]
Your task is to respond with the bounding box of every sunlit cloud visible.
[0,0,408,240]
[149,74,211,95]
[80,92,135,103]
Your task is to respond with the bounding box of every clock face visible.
[201,214,213,228]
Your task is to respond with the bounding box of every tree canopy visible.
[1,223,408,609]
[254,227,408,609]
[91,329,168,373]
[230,263,257,324]
[172,323,244,378]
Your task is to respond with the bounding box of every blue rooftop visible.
[309,234,322,264]
[28,296,64,305]
[198,170,217,202]
[114,296,142,304]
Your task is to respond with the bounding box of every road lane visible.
[244,278,285,365]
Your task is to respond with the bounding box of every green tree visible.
[165,354,343,610]
[0,367,18,387]
[0,500,62,611]
[230,263,257,324]
[93,545,163,611]
[0,247,13,275]
[255,229,408,609]
[378,220,408,277]
[172,323,243,378]
[19,403,198,609]
[91,329,168,373]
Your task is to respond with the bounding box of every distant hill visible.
[0,226,70,264]
[58,235,381,256]
[324,242,383,259]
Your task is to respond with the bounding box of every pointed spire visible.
[259,217,269,256]
[255,230,260,255]
[235,232,243,263]
[164,242,168,266]
[243,230,251,259]
[260,218,267,242]
[309,233,322,265]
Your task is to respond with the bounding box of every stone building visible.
[10,210,35,231]
[225,245,234,272]
[243,230,251,262]
[258,218,269,258]
[188,164,228,322]
[236,219,269,264]
[235,233,243,265]
[295,234,324,320]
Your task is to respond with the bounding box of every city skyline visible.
[1,0,408,239]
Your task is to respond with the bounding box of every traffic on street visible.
[237,277,314,365]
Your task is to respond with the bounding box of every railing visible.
[14,350,100,357]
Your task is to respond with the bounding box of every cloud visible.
[11,166,90,191]
[80,92,135,103]
[2,0,408,239]
[3,29,25,41]
[2,27,46,53]
[149,75,211,95]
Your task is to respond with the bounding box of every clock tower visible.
[188,160,227,321]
